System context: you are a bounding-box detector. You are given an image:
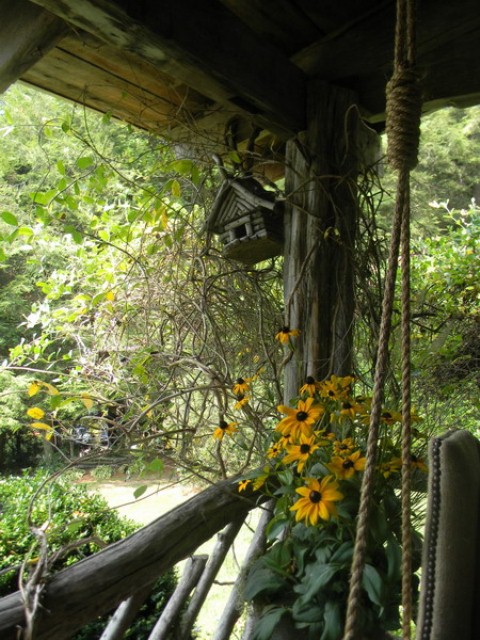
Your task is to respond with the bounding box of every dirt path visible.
[94,478,199,524]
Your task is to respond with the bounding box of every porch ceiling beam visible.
[29,0,307,136]
[0,0,68,94]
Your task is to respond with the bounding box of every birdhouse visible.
[206,175,284,265]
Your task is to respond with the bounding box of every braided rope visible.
[343,0,422,638]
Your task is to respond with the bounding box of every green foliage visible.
[243,375,424,639]
[0,470,178,639]
[0,470,137,595]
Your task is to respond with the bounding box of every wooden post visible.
[283,79,378,397]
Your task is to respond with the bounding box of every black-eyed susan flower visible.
[290,476,344,525]
[234,394,250,410]
[380,409,402,425]
[266,443,282,458]
[275,397,324,440]
[411,454,428,473]
[275,326,301,344]
[299,376,318,397]
[378,456,402,478]
[282,433,320,472]
[232,377,251,395]
[327,450,366,479]
[213,420,238,440]
[318,375,354,402]
[238,479,251,492]
[332,437,356,456]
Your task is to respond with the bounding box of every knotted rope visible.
[343,0,422,638]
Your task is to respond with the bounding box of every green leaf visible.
[362,563,384,606]
[146,458,164,474]
[65,225,83,244]
[76,156,94,170]
[252,606,286,640]
[56,160,66,176]
[295,563,339,601]
[244,564,286,601]
[321,600,343,640]
[133,485,148,499]
[1,211,18,226]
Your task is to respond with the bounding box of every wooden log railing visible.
[0,478,265,640]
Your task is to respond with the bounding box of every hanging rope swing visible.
[343,0,422,638]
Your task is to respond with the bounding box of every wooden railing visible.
[0,479,269,640]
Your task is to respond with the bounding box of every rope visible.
[343,0,422,638]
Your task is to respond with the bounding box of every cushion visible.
[416,430,480,640]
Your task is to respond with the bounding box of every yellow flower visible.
[275,326,300,344]
[238,479,251,492]
[299,376,317,397]
[380,409,403,425]
[378,456,402,478]
[234,394,250,409]
[267,443,282,458]
[290,476,344,525]
[317,374,354,401]
[339,399,364,419]
[282,433,319,472]
[27,407,45,420]
[332,437,355,456]
[276,397,324,439]
[411,454,428,473]
[327,450,366,479]
[213,420,238,440]
[232,378,251,395]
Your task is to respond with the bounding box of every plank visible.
[0,0,68,93]
[29,0,307,135]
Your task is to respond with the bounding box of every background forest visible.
[0,83,478,479]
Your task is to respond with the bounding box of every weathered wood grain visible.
[29,0,307,135]
[0,477,264,640]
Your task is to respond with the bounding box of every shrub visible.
[0,470,177,638]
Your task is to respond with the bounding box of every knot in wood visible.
[386,65,422,171]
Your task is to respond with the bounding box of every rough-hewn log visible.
[99,584,154,640]
[0,478,264,640]
[179,515,245,638]
[0,0,68,93]
[29,0,306,136]
[213,503,273,640]
[148,555,208,640]
[283,79,380,395]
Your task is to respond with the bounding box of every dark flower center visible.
[281,326,290,333]
[343,460,354,469]
[237,394,245,401]
[338,443,349,450]
[219,420,229,430]
[382,411,392,419]
[236,377,245,385]
[342,402,352,409]
[309,490,322,503]
[306,376,315,384]
[300,444,311,454]
[296,411,308,421]
[328,390,336,397]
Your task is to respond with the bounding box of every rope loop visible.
[386,65,422,171]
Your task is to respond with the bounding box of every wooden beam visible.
[0,478,263,640]
[294,0,480,123]
[0,0,68,94]
[29,0,307,136]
